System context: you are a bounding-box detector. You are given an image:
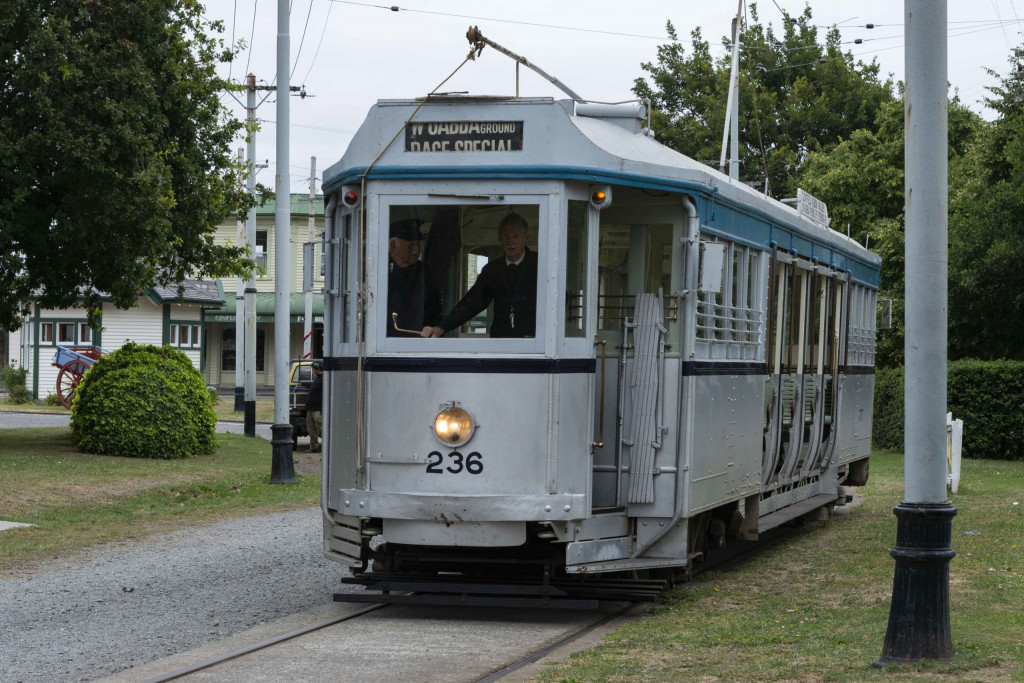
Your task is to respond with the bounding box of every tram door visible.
[590,198,681,513]
[763,253,845,487]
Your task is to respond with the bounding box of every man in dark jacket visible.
[305,362,323,452]
[422,212,537,338]
[387,218,442,337]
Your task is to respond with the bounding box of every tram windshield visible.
[385,203,541,340]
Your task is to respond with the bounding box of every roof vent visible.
[574,101,647,135]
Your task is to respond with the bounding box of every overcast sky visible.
[201,0,1024,192]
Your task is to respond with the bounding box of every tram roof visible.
[323,96,879,269]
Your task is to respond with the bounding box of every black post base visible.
[233,386,244,412]
[270,423,296,484]
[875,501,957,666]
[244,400,256,438]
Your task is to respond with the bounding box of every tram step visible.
[757,492,837,533]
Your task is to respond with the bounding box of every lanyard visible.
[503,260,525,329]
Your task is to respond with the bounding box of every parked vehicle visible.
[288,358,322,446]
[52,345,107,408]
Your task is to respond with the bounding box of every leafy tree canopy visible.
[947,65,1024,360]
[800,94,984,366]
[0,0,255,331]
[633,3,896,198]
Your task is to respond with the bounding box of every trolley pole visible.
[877,0,955,664]
[270,0,296,484]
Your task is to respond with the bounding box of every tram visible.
[317,93,879,603]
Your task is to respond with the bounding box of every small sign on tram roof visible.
[796,188,830,228]
[405,121,524,153]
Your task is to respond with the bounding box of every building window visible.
[221,328,235,369]
[58,323,75,343]
[170,322,201,348]
[40,323,54,344]
[79,323,92,344]
[256,230,269,270]
[221,326,266,373]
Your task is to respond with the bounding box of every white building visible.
[2,193,325,398]
[6,281,222,401]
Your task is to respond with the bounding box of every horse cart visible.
[52,345,107,408]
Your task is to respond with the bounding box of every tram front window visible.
[386,203,541,339]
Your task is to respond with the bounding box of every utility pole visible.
[719,0,742,180]
[234,148,245,413]
[244,73,271,438]
[876,0,955,665]
[270,0,297,484]
[304,156,316,360]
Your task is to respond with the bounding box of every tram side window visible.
[565,200,588,337]
[695,239,764,360]
[388,204,541,339]
[847,285,877,366]
[596,222,674,332]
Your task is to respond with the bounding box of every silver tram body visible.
[318,96,878,587]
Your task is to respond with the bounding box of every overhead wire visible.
[228,0,238,83]
[244,0,259,77]
[328,0,678,42]
[301,0,335,85]
[290,0,317,79]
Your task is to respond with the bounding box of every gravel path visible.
[0,507,350,682]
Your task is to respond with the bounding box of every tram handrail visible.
[592,336,606,452]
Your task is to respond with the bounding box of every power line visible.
[228,0,238,83]
[328,0,676,42]
[301,0,335,84]
[290,0,316,79]
[244,0,259,76]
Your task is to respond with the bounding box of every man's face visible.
[498,223,528,263]
[389,237,421,269]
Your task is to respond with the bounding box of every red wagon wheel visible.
[57,360,89,409]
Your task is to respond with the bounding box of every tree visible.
[947,60,1024,360]
[0,0,254,331]
[633,4,895,198]
[71,342,216,459]
[800,93,984,366]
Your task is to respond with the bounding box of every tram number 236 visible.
[426,451,483,475]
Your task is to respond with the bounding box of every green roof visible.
[206,292,323,323]
[252,193,324,216]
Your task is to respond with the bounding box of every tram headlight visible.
[433,404,475,447]
[589,184,612,210]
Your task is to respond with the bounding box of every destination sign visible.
[405,121,524,153]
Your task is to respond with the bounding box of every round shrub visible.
[71,342,216,459]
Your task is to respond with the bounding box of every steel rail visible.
[139,602,389,683]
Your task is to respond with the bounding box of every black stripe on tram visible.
[324,356,596,374]
[682,361,768,376]
[843,365,876,375]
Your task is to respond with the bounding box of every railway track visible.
[124,522,809,682]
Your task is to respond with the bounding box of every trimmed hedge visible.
[872,360,1024,460]
[70,343,216,459]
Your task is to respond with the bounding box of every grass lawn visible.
[0,399,65,414]
[538,452,1024,682]
[0,427,319,574]
[2,397,276,423]
[211,398,275,423]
